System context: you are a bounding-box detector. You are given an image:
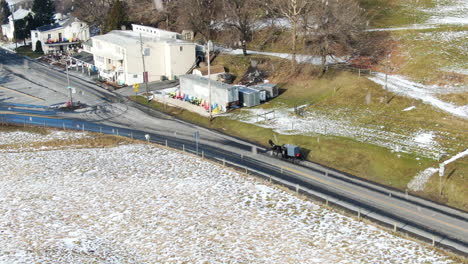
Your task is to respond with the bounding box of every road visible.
[1,48,467,255]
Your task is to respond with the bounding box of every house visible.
[1,8,32,40]
[6,0,33,11]
[91,24,196,85]
[192,65,225,81]
[30,16,90,54]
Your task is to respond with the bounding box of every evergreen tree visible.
[103,1,127,34]
[0,0,11,25]
[32,0,55,27]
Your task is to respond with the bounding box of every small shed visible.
[179,74,239,111]
[251,83,279,99]
[238,87,260,107]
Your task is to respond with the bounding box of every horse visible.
[268,139,284,158]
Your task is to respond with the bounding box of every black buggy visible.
[268,139,303,163]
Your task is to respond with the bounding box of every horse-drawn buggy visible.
[268,139,303,163]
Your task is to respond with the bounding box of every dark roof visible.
[71,51,94,64]
[36,23,62,32]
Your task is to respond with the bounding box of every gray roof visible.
[36,23,62,32]
[71,51,94,64]
[92,30,192,48]
[180,74,235,90]
[238,86,259,94]
[8,8,31,21]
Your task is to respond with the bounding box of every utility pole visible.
[9,5,17,50]
[139,33,149,102]
[65,60,73,106]
[206,40,213,120]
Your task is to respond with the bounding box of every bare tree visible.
[73,0,116,34]
[222,0,263,56]
[305,0,366,71]
[177,0,221,41]
[268,0,309,70]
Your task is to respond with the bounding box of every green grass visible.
[0,124,49,134]
[359,0,435,28]
[0,124,137,149]
[15,44,44,59]
[391,25,468,85]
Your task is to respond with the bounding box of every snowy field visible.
[0,131,456,263]
[0,130,90,146]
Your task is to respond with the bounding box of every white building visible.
[30,16,90,54]
[6,0,33,10]
[91,24,196,85]
[1,8,32,40]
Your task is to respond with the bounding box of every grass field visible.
[15,45,44,59]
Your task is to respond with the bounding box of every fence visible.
[0,112,465,254]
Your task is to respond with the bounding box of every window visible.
[107,59,111,64]
[180,46,183,52]
[96,56,104,63]
[34,32,38,38]
[133,74,138,78]
[47,34,51,39]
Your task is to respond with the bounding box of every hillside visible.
[200,0,467,210]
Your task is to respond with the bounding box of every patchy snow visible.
[222,48,344,65]
[367,25,437,32]
[368,73,468,119]
[424,0,468,25]
[228,108,446,159]
[0,141,454,263]
[403,106,417,111]
[0,130,91,145]
[408,149,468,191]
[408,167,439,191]
[414,131,435,146]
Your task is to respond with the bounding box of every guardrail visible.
[1,112,467,255]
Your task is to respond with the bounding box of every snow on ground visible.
[424,0,468,25]
[367,25,437,32]
[0,140,455,263]
[408,167,439,191]
[0,130,91,145]
[369,0,468,31]
[368,73,468,119]
[403,106,417,111]
[222,48,344,65]
[228,107,446,159]
[408,149,468,191]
